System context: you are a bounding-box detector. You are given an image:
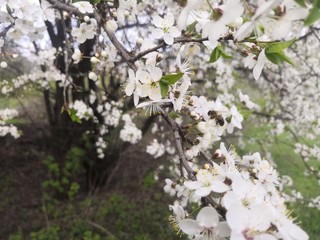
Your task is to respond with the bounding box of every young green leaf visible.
[294,0,306,7]
[209,45,232,63]
[209,47,221,63]
[265,51,294,65]
[186,21,198,33]
[265,39,295,65]
[305,7,320,26]
[159,81,169,98]
[266,39,296,53]
[161,72,184,85]
[67,109,82,123]
[217,46,233,59]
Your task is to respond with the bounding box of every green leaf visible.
[186,21,198,33]
[265,39,295,65]
[209,47,221,63]
[209,45,232,63]
[217,46,233,59]
[294,0,306,7]
[161,72,184,85]
[67,109,82,123]
[159,81,169,98]
[265,51,294,65]
[266,39,296,53]
[168,111,180,119]
[305,7,320,26]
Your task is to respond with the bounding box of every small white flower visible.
[179,207,230,239]
[72,49,82,64]
[0,61,8,68]
[227,105,243,133]
[138,66,163,101]
[73,1,94,14]
[71,22,96,44]
[244,50,267,80]
[88,72,98,81]
[105,19,118,32]
[239,91,259,109]
[227,203,274,240]
[152,14,180,45]
[184,169,229,197]
[164,179,176,196]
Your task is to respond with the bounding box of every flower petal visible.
[195,186,212,197]
[211,180,229,193]
[179,219,202,235]
[196,206,219,228]
[216,221,231,237]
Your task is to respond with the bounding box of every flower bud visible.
[124,10,130,17]
[101,50,108,57]
[136,37,143,45]
[212,149,222,159]
[0,61,7,68]
[105,19,118,32]
[90,56,99,64]
[185,149,193,160]
[190,111,200,120]
[229,17,243,28]
[88,71,98,81]
[84,16,90,22]
[197,121,207,133]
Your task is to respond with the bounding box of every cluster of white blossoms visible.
[95,136,107,159]
[146,139,166,159]
[119,114,142,144]
[0,108,20,138]
[167,143,308,240]
[1,0,320,239]
[295,143,320,163]
[308,196,320,210]
[69,100,93,121]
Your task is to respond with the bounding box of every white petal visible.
[195,186,212,197]
[216,222,231,237]
[128,69,135,79]
[184,181,202,190]
[208,23,227,42]
[152,28,164,39]
[211,181,229,193]
[166,14,175,27]
[151,67,163,80]
[125,82,135,96]
[152,15,164,28]
[137,70,150,84]
[235,21,254,41]
[255,234,278,240]
[196,207,219,228]
[289,223,309,240]
[179,219,202,235]
[169,26,181,37]
[134,92,139,106]
[226,204,248,231]
[220,0,244,24]
[164,34,174,45]
[249,204,273,231]
[272,21,291,39]
[253,50,266,80]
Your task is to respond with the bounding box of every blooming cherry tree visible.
[1,0,320,238]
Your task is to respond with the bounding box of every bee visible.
[216,115,225,126]
[208,110,225,126]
